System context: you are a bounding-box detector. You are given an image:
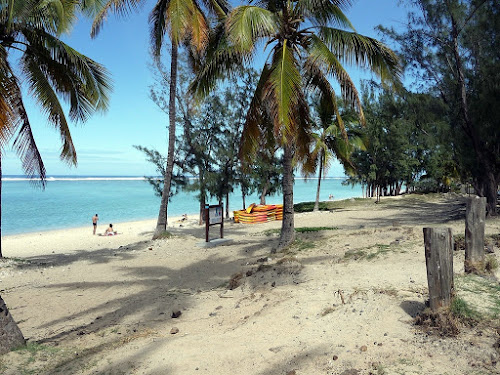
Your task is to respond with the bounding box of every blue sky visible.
[3,0,411,177]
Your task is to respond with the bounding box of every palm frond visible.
[306,34,365,125]
[226,5,276,53]
[22,27,112,122]
[200,0,229,18]
[91,0,143,38]
[297,0,355,30]
[189,23,249,101]
[319,27,402,87]
[21,55,77,164]
[9,82,47,186]
[264,40,302,143]
[303,58,347,137]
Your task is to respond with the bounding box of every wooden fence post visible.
[423,227,454,311]
[465,196,486,273]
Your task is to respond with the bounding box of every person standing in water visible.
[92,214,99,235]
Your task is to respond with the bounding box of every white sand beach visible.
[1,194,500,374]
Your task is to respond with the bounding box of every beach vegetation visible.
[345,87,453,201]
[294,198,367,213]
[379,0,500,216]
[92,0,230,237]
[154,230,173,240]
[295,226,339,233]
[305,96,366,211]
[455,274,500,319]
[190,0,401,251]
[450,296,481,323]
[146,55,259,223]
[291,239,315,252]
[344,243,397,262]
[262,226,338,236]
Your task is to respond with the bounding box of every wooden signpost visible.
[205,204,223,242]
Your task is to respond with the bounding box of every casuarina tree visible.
[191,0,401,250]
[92,0,229,237]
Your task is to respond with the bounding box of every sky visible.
[2,0,412,177]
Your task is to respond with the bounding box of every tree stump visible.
[423,228,454,311]
[0,294,25,354]
[465,196,486,273]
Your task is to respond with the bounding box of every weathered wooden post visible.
[423,227,454,311]
[465,196,486,273]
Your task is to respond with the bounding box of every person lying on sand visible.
[176,214,188,223]
[104,224,117,236]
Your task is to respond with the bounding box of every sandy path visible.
[1,195,500,375]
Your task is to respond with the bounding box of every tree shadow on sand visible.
[338,197,466,230]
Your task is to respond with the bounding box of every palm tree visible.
[92,0,229,238]
[307,99,365,211]
[0,0,111,353]
[191,0,400,250]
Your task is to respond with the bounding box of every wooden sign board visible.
[208,206,223,225]
[205,204,223,242]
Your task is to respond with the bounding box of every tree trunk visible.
[153,44,178,239]
[225,192,229,219]
[313,151,323,212]
[276,144,295,252]
[242,192,246,209]
[198,194,206,226]
[423,227,454,311]
[0,294,25,354]
[480,171,498,217]
[260,181,268,205]
[449,11,497,216]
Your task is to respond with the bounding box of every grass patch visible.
[344,244,393,261]
[294,198,368,213]
[154,231,173,239]
[262,227,338,236]
[295,226,338,233]
[344,249,368,261]
[291,238,315,252]
[262,228,281,236]
[9,342,63,374]
[450,296,481,322]
[13,342,59,355]
[455,274,500,318]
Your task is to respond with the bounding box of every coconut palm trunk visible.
[313,150,324,212]
[0,294,25,354]
[154,44,178,239]
[277,144,295,251]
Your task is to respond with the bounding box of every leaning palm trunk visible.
[0,294,25,354]
[277,144,295,251]
[313,150,324,212]
[154,44,178,239]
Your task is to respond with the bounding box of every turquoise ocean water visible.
[1,176,362,235]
